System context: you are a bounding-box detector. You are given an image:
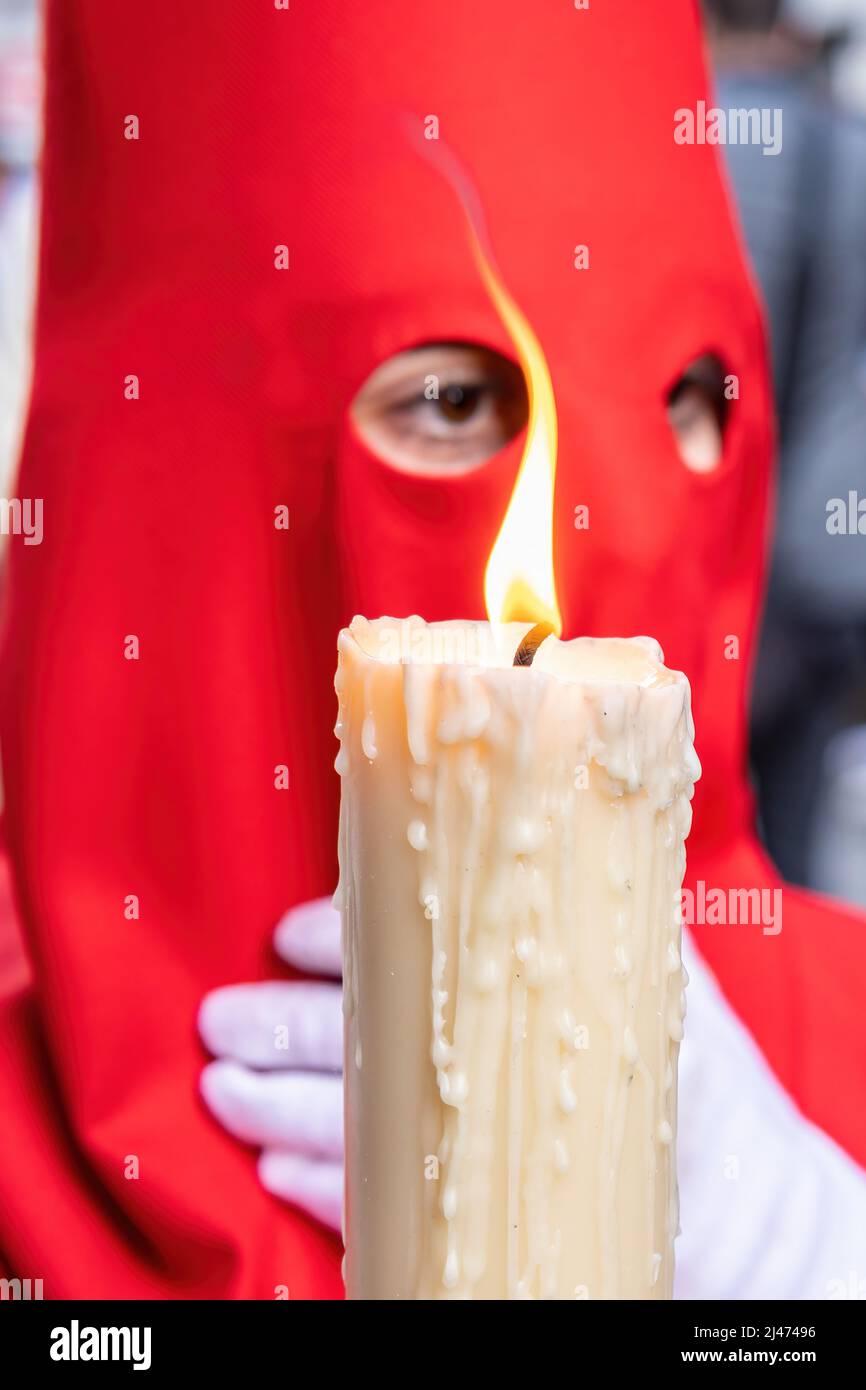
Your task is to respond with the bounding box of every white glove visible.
[200,903,866,1297]
[676,930,866,1299]
[198,899,343,1231]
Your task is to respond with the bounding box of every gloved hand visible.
[198,899,343,1231]
[200,901,866,1297]
[676,933,866,1300]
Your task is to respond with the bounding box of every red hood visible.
[0,0,862,1300]
[20,0,773,850]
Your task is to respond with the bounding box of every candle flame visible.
[471,234,562,635]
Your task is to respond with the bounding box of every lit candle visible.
[335,233,700,1299]
[336,617,699,1299]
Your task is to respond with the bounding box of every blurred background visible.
[703,0,866,906]
[0,0,863,905]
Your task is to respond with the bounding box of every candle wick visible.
[512,623,555,667]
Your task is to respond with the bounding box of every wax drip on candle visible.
[336,619,699,1299]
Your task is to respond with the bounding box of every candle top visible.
[342,616,680,690]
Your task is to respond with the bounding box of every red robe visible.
[0,0,863,1298]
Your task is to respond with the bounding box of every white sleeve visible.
[675,930,866,1300]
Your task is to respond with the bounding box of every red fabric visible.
[0,0,864,1299]
[0,831,28,1000]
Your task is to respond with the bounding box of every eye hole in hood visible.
[667,353,732,474]
[353,341,735,482]
[350,341,529,477]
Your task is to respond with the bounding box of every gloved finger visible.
[258,1151,343,1233]
[200,1059,343,1157]
[198,980,342,1071]
[274,897,341,978]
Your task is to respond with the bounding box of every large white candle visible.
[336,614,700,1300]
